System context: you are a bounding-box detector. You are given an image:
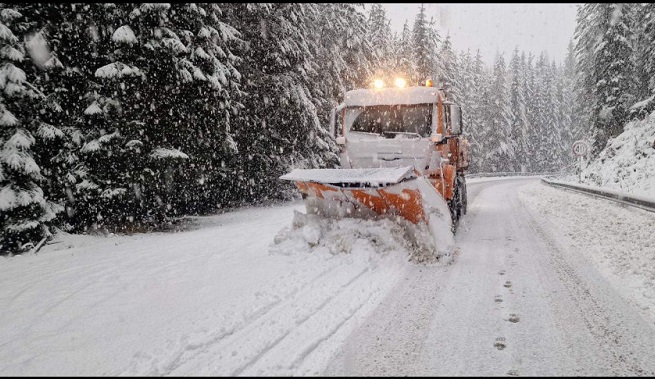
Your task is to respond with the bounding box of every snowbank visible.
[578,112,655,198]
[519,182,655,322]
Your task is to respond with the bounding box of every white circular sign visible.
[572,140,589,156]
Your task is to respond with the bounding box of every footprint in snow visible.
[494,337,506,350]
[508,313,520,323]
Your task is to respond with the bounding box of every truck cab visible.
[329,83,469,221]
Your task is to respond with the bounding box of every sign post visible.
[572,140,590,183]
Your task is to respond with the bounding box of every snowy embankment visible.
[519,182,655,322]
[0,202,428,376]
[575,111,655,199]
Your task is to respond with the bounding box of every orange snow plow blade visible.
[280,166,455,258]
[281,166,437,225]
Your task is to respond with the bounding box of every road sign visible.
[572,140,590,183]
[572,140,589,157]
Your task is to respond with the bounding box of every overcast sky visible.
[378,3,579,66]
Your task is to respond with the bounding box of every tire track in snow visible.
[119,260,345,376]
[521,190,655,376]
[162,262,372,376]
[242,258,407,376]
[231,269,370,376]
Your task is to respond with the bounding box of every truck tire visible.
[461,176,467,215]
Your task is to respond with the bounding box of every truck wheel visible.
[449,185,461,223]
[461,177,467,215]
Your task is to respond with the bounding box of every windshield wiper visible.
[381,131,422,139]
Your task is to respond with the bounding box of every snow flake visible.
[25,31,51,67]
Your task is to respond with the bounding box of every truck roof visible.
[343,86,440,107]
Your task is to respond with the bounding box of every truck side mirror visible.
[450,104,462,135]
[330,103,346,138]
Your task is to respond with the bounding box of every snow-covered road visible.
[325,178,655,376]
[0,200,414,376]
[1,178,655,376]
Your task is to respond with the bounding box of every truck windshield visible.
[347,104,432,138]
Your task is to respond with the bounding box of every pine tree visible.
[592,3,636,152]
[12,3,119,230]
[632,3,655,118]
[311,4,372,107]
[573,3,600,151]
[411,5,439,84]
[481,53,515,171]
[365,4,393,81]
[457,49,473,134]
[438,34,459,102]
[393,20,416,81]
[465,50,488,173]
[164,3,244,215]
[89,3,235,227]
[224,4,337,203]
[575,3,637,153]
[561,44,577,168]
[0,6,61,253]
[508,48,529,172]
[524,53,544,170]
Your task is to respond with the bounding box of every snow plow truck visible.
[280,79,469,258]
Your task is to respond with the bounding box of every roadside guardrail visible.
[467,171,561,179]
[541,178,655,214]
